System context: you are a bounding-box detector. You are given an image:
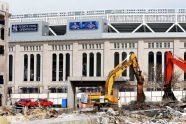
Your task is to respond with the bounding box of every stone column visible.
[34,54,37,81]
[104,41,112,76]
[72,43,81,77]
[27,54,30,81]
[56,53,59,81]
[63,54,66,81]
[67,81,75,108]
[42,44,50,93]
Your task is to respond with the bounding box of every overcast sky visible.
[3,0,186,14]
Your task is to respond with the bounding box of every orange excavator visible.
[163,51,186,102]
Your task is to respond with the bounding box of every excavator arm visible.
[105,53,145,102]
[163,51,186,102]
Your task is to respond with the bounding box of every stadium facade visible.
[8,9,186,106]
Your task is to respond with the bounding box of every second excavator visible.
[163,51,186,102]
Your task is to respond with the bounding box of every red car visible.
[36,98,53,107]
[15,99,38,107]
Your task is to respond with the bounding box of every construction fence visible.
[10,90,186,106]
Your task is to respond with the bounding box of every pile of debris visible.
[95,101,186,124]
[25,108,59,120]
[0,106,16,116]
[122,101,162,111]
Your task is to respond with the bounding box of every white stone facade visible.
[8,9,186,97]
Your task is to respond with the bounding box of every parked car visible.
[35,98,53,107]
[15,99,38,108]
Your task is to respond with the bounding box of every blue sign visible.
[12,24,38,32]
[69,21,99,30]
[82,21,98,30]
[69,22,81,30]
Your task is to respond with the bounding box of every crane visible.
[83,53,145,110]
[163,51,186,102]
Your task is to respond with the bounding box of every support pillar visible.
[63,54,66,81]
[67,81,75,108]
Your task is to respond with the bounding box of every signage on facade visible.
[69,21,99,30]
[12,24,38,32]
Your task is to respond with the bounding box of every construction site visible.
[1,1,186,124]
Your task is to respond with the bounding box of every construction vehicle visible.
[163,51,186,102]
[80,53,145,110]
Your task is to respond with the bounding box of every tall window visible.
[1,28,4,40]
[122,52,127,76]
[184,52,186,81]
[36,54,41,81]
[148,52,154,81]
[129,52,134,81]
[164,51,168,79]
[52,54,57,81]
[82,53,87,76]
[24,54,28,81]
[156,52,162,82]
[30,54,34,81]
[0,45,4,55]
[114,52,119,67]
[89,53,94,77]
[9,55,13,81]
[96,52,101,76]
[59,54,63,81]
[66,53,70,80]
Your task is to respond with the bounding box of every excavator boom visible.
[82,53,145,110]
[164,51,186,102]
[104,53,145,102]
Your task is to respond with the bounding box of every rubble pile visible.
[95,101,186,124]
[25,108,59,120]
[0,106,16,116]
[0,102,186,124]
[122,101,162,111]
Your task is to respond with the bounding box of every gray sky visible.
[3,0,186,14]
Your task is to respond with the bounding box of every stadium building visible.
[8,9,186,107]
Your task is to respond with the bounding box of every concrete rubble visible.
[0,102,186,124]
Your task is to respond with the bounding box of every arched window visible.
[9,55,13,81]
[30,54,34,81]
[122,52,127,76]
[184,52,186,81]
[82,53,87,76]
[66,53,70,80]
[52,54,57,81]
[36,54,41,81]
[148,52,154,81]
[164,51,168,81]
[114,52,119,67]
[156,52,162,82]
[96,52,101,76]
[1,28,4,40]
[24,54,28,81]
[129,52,135,81]
[59,54,63,81]
[89,53,94,77]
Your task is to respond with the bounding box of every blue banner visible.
[82,21,98,30]
[69,22,81,30]
[12,24,38,32]
[69,21,98,30]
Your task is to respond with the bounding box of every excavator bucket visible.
[163,51,177,102]
[162,84,177,102]
[137,83,145,102]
